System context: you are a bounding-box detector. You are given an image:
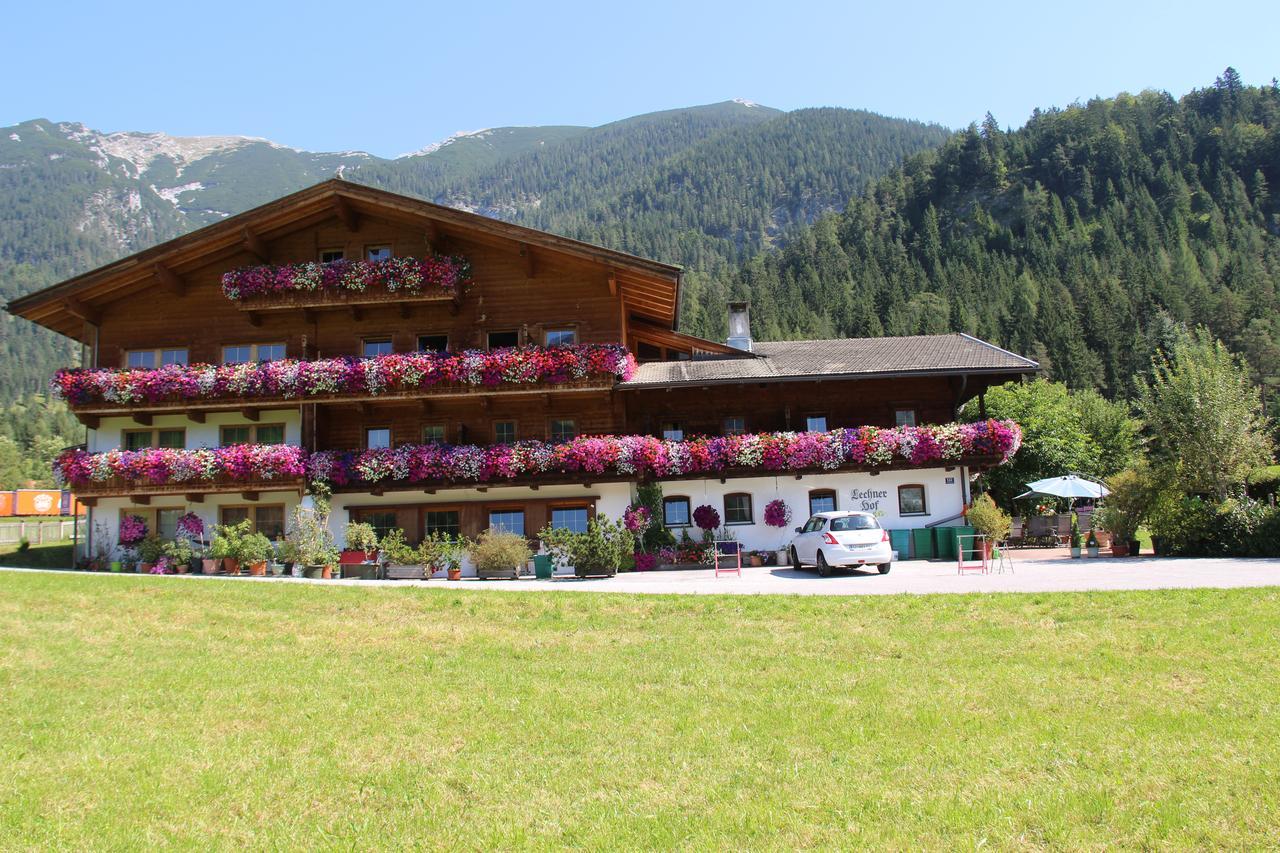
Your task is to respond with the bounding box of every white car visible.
[789,511,893,576]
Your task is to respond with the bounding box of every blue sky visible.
[4,0,1277,157]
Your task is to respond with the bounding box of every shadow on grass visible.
[0,541,74,569]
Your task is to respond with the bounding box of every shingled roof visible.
[620,333,1039,389]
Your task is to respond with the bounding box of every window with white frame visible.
[362,338,394,357]
[805,414,828,432]
[365,428,392,450]
[544,328,577,347]
[365,245,392,261]
[894,408,918,427]
[126,348,188,368]
[724,493,753,525]
[663,496,691,527]
[488,509,525,535]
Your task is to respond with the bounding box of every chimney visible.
[726,301,753,352]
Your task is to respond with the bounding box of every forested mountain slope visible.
[694,71,1280,398]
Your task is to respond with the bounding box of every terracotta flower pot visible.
[323,565,334,579]
[175,562,190,574]
[201,558,218,574]
[223,557,239,574]
[1110,542,1130,557]
[247,560,267,576]
[447,568,462,581]
[139,562,154,574]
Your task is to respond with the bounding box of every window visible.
[221,423,285,446]
[493,421,517,444]
[320,248,345,263]
[831,514,879,532]
[365,245,392,261]
[809,490,837,516]
[487,330,519,349]
[422,424,446,444]
[124,428,184,450]
[126,348,188,368]
[898,484,927,516]
[156,508,183,541]
[220,425,251,446]
[894,408,918,427]
[661,421,684,441]
[255,424,285,445]
[222,343,283,365]
[488,509,525,535]
[805,415,828,433]
[550,506,590,533]
[256,343,286,363]
[663,496,691,527]
[362,338,394,357]
[417,334,448,353]
[724,493,753,525]
[803,516,827,533]
[723,416,746,436]
[424,510,460,537]
[366,428,392,449]
[636,341,663,362]
[220,505,285,540]
[358,511,398,541]
[549,419,576,442]
[544,328,577,347]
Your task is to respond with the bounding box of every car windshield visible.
[830,515,878,531]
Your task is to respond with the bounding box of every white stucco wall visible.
[651,466,971,554]
[84,491,301,559]
[87,410,303,453]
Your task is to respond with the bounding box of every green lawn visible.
[1,573,1278,848]
[0,539,73,569]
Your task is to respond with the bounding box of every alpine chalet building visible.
[7,180,1034,569]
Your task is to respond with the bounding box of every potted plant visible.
[286,490,339,579]
[1085,524,1100,558]
[538,516,630,578]
[239,530,273,576]
[426,533,467,580]
[1068,513,1082,559]
[210,520,250,574]
[763,498,793,565]
[276,536,298,576]
[136,535,165,573]
[1094,469,1153,558]
[469,529,531,579]
[162,538,194,574]
[965,494,1011,561]
[382,528,425,580]
[343,521,379,564]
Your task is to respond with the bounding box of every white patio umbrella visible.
[1019,474,1110,501]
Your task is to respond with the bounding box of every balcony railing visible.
[51,345,637,416]
[55,421,1021,497]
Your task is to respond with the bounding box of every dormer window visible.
[365,245,392,261]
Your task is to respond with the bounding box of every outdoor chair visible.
[1053,514,1073,547]
[713,541,742,578]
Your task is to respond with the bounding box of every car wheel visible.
[790,548,803,571]
[816,552,832,577]
[877,562,891,575]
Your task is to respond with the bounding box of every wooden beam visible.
[77,413,99,429]
[187,411,206,424]
[419,399,432,415]
[129,495,151,506]
[424,220,439,248]
[449,292,461,316]
[521,244,536,278]
[371,488,384,497]
[63,296,101,326]
[79,497,98,508]
[350,304,364,322]
[476,487,488,493]
[132,413,152,426]
[423,488,436,495]
[333,195,360,232]
[529,484,539,491]
[242,227,269,262]
[153,263,185,297]
[241,491,259,502]
[241,408,260,422]
[184,493,204,503]
[247,311,263,327]
[357,402,372,419]
[302,309,318,324]
[399,302,412,320]
[607,272,617,296]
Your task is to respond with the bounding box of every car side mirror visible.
[794,527,803,534]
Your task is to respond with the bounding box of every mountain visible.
[696,70,1280,400]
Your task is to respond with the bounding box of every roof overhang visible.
[6,179,684,340]
[619,366,1033,392]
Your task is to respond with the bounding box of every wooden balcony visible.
[72,475,305,505]
[235,285,461,325]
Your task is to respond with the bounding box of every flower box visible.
[52,345,636,410]
[221,255,471,304]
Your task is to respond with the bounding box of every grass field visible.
[1,572,1278,848]
[0,540,73,569]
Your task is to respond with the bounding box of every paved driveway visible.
[7,556,1280,596]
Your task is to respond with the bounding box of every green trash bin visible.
[888,529,911,561]
[911,527,936,560]
[955,525,978,561]
[533,554,553,579]
[935,527,958,561]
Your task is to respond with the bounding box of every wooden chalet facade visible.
[7,180,1036,567]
